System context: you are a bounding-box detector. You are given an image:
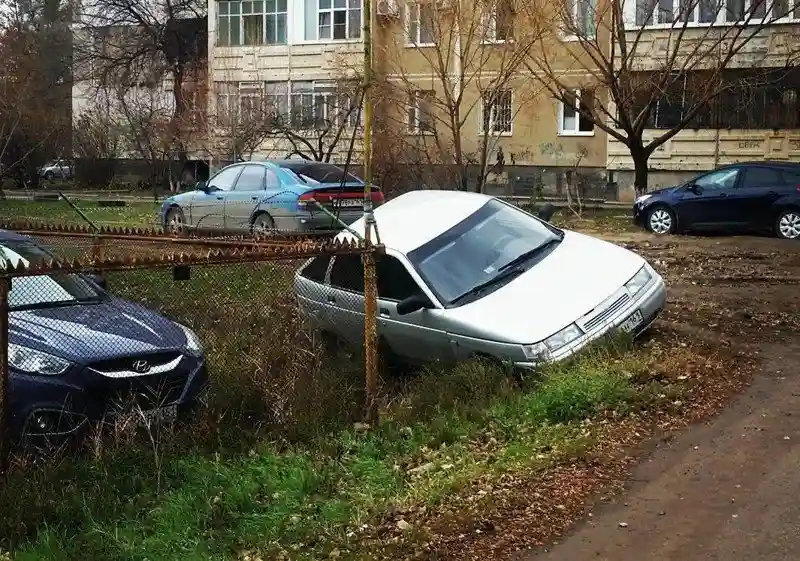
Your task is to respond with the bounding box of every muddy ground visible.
[409,232,800,560]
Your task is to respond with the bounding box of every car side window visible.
[329,255,365,293]
[742,167,782,189]
[780,169,800,186]
[266,169,280,190]
[233,165,266,191]
[209,165,243,191]
[376,255,421,301]
[694,168,739,192]
[300,255,331,282]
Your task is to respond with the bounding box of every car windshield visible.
[0,240,103,310]
[407,199,562,306]
[281,162,363,185]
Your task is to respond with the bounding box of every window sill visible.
[479,131,513,137]
[632,17,800,29]
[214,42,289,48]
[407,130,436,135]
[560,33,595,42]
[405,42,437,48]
[296,38,363,45]
[557,130,595,137]
[481,38,513,45]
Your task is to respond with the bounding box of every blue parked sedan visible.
[160,159,385,234]
[633,162,800,240]
[1,230,208,442]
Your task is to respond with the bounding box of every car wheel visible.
[647,206,676,235]
[166,206,186,233]
[251,213,276,236]
[775,209,800,240]
[44,171,53,181]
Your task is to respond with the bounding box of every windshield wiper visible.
[497,237,562,273]
[450,266,526,305]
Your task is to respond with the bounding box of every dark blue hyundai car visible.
[1,230,208,443]
[632,162,800,240]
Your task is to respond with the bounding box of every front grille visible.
[582,293,631,332]
[105,372,187,411]
[89,351,182,373]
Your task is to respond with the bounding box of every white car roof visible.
[336,190,493,254]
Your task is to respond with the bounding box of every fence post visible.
[0,277,9,468]
[363,245,379,424]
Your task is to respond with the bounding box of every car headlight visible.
[522,323,585,361]
[8,343,70,376]
[635,194,652,205]
[178,323,204,356]
[625,265,653,296]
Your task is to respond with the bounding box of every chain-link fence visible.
[0,223,380,457]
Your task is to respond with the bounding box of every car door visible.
[730,166,787,230]
[323,254,366,348]
[191,164,243,230]
[676,167,742,229]
[224,164,266,231]
[375,252,452,364]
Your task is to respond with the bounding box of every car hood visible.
[643,185,680,198]
[442,231,646,344]
[9,298,188,363]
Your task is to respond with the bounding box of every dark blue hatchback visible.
[1,230,208,443]
[632,162,800,240]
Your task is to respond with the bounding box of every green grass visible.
[0,200,161,228]
[0,343,658,561]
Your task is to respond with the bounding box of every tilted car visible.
[160,159,384,234]
[294,191,667,369]
[0,230,208,443]
[633,162,800,240]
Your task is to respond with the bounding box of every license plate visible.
[139,404,177,425]
[331,198,362,208]
[619,309,643,333]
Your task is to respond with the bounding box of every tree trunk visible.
[631,148,649,197]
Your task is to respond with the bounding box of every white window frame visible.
[316,0,363,41]
[216,0,289,47]
[562,0,597,41]
[405,1,436,46]
[480,89,513,136]
[482,0,514,43]
[407,90,435,134]
[629,0,797,28]
[557,88,595,137]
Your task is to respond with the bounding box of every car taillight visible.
[297,190,319,210]
[371,190,385,205]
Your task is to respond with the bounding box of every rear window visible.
[281,162,363,185]
[300,255,331,282]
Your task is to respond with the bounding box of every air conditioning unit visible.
[376,0,400,18]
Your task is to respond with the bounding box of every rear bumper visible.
[273,210,363,233]
[514,272,667,369]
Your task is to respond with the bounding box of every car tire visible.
[251,212,276,236]
[646,206,676,235]
[775,209,800,240]
[44,171,53,181]
[165,206,186,234]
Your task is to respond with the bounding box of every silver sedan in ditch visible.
[294,191,666,368]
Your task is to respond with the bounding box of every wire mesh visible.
[0,226,378,450]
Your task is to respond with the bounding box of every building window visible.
[217,0,288,46]
[484,0,514,41]
[265,82,289,124]
[407,1,435,44]
[408,90,435,133]
[290,81,362,129]
[481,89,512,134]
[635,0,793,25]
[565,0,596,37]
[558,89,595,135]
[313,0,362,40]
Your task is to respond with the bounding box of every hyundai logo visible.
[132,360,150,374]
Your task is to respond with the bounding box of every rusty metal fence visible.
[0,221,381,460]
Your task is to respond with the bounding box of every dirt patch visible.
[371,233,800,560]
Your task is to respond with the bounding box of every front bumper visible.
[632,204,648,229]
[8,354,208,441]
[514,272,667,369]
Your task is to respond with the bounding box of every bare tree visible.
[377,0,543,192]
[522,0,795,195]
[73,0,206,190]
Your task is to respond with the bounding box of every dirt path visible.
[519,233,800,561]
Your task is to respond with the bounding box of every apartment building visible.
[206,0,612,195]
[608,0,800,192]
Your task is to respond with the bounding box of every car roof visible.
[717,161,800,170]
[337,190,493,254]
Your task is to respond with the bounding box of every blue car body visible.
[1,230,207,441]
[632,162,800,239]
[159,159,383,233]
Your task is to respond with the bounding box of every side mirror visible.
[537,202,556,222]
[88,273,107,290]
[396,293,433,315]
[687,183,701,194]
[195,180,208,192]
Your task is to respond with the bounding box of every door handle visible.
[767,190,778,195]
[216,196,223,200]
[379,307,390,317]
[251,196,258,201]
[327,295,336,303]
[718,193,728,198]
